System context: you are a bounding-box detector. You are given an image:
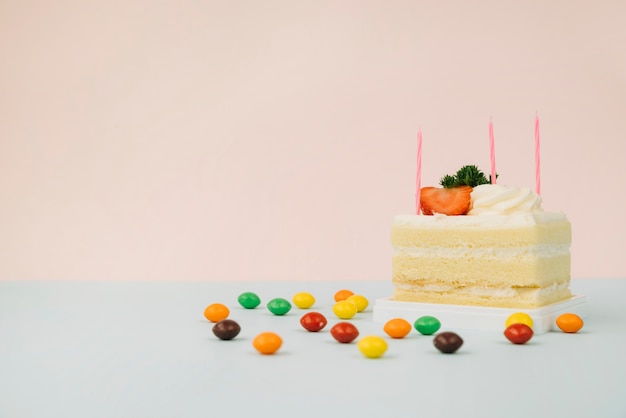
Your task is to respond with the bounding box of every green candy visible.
[267,298,292,316]
[238,292,261,309]
[414,316,441,335]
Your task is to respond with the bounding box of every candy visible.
[556,313,584,333]
[253,332,283,354]
[383,318,412,339]
[238,292,261,309]
[292,292,315,309]
[267,298,292,316]
[300,312,327,332]
[330,322,360,343]
[357,336,388,358]
[212,319,241,340]
[505,312,534,329]
[504,323,534,344]
[346,295,369,312]
[334,289,354,302]
[204,303,230,323]
[332,301,357,319]
[414,316,441,335]
[433,332,464,353]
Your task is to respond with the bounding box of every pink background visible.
[1,0,625,281]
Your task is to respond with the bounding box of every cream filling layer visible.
[394,282,569,298]
[393,244,570,258]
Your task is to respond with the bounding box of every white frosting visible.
[394,184,569,232]
[468,184,542,215]
[394,211,568,227]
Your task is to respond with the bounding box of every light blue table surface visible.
[1,279,625,418]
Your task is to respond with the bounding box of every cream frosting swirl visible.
[468,184,542,215]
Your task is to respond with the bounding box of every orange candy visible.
[555,313,584,333]
[253,332,283,354]
[204,303,230,323]
[383,318,412,339]
[334,289,354,302]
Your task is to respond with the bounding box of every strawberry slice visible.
[420,186,472,215]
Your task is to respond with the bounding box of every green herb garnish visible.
[439,165,494,188]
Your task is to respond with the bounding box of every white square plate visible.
[373,295,587,334]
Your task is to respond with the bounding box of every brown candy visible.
[212,319,241,340]
[433,332,463,354]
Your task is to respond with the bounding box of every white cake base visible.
[373,295,587,334]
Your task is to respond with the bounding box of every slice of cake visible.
[391,167,572,309]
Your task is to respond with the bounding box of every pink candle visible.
[489,118,496,184]
[416,128,422,214]
[535,115,541,195]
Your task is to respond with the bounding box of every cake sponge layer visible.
[392,252,571,287]
[392,212,571,248]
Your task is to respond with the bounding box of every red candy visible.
[300,312,328,332]
[330,322,359,343]
[504,323,534,344]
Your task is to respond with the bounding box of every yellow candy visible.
[332,301,357,319]
[505,312,534,329]
[292,292,315,309]
[346,295,369,312]
[357,336,388,358]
